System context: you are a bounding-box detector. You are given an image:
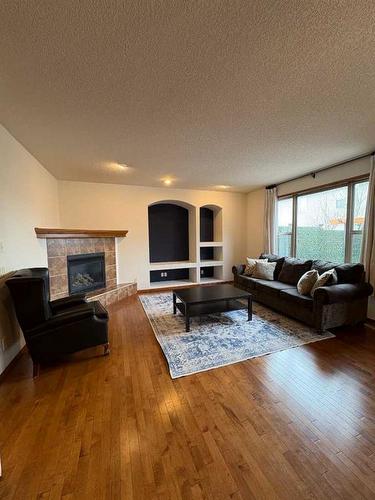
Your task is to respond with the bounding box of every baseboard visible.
[138,280,233,294]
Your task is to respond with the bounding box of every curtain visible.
[361,155,375,290]
[263,187,277,254]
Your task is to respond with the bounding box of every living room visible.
[1,2,375,498]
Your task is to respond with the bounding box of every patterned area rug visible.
[139,293,335,378]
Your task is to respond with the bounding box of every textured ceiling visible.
[1,1,375,192]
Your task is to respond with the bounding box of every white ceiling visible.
[1,1,375,193]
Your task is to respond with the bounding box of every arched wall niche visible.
[199,204,223,243]
[148,200,197,264]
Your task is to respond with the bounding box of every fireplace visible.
[67,252,106,294]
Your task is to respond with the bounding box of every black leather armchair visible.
[6,268,109,377]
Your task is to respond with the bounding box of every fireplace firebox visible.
[67,252,106,294]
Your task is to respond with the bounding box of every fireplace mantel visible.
[35,228,128,239]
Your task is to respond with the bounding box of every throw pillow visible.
[278,258,313,285]
[259,253,285,279]
[310,269,338,297]
[244,257,267,276]
[297,269,319,296]
[335,263,364,284]
[252,261,276,281]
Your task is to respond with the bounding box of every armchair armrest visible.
[314,283,373,305]
[28,303,97,336]
[50,293,87,313]
[232,264,246,276]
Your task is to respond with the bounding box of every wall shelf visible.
[199,277,224,284]
[199,260,224,267]
[149,261,197,271]
[199,241,223,247]
[149,279,198,289]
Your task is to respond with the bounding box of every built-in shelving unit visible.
[146,201,225,289]
[198,205,224,283]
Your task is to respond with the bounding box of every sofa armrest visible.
[232,264,245,276]
[50,293,87,313]
[314,283,373,305]
[28,303,97,336]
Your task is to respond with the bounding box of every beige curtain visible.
[361,155,375,290]
[263,187,277,254]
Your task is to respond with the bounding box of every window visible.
[277,198,293,256]
[277,179,369,263]
[296,186,347,262]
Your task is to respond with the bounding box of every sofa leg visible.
[33,362,40,378]
[103,343,110,355]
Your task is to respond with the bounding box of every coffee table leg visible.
[248,296,252,321]
[185,304,190,332]
[173,293,176,314]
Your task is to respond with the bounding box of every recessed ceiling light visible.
[215,185,231,190]
[104,161,132,172]
[162,177,173,186]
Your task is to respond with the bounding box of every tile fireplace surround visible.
[46,237,137,306]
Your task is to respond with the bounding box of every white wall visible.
[277,156,371,197]
[0,125,60,373]
[58,181,247,289]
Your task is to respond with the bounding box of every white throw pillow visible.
[252,261,276,280]
[244,257,268,276]
[297,269,319,296]
[310,269,338,297]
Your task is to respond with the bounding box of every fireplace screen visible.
[67,252,106,294]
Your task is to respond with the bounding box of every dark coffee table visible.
[173,284,252,332]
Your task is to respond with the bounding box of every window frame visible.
[277,175,369,262]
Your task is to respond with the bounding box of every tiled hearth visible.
[46,236,136,305]
[87,282,137,307]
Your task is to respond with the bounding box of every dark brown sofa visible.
[233,254,373,331]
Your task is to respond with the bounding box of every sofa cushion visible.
[335,263,364,284]
[259,253,285,279]
[278,258,313,285]
[255,279,295,296]
[311,259,339,275]
[279,288,314,310]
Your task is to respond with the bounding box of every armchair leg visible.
[33,361,40,378]
[103,343,110,355]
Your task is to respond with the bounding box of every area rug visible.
[139,293,335,378]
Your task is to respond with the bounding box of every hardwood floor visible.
[1,294,375,499]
